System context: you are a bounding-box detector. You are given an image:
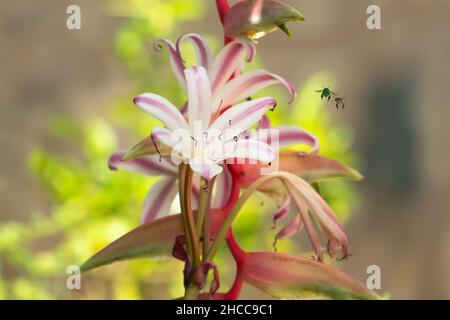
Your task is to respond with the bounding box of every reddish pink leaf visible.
[241,252,378,299]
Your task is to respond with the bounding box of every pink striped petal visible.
[185,67,212,132]
[108,151,177,177]
[226,139,275,164]
[133,94,188,132]
[212,166,232,209]
[287,188,323,261]
[273,126,319,155]
[176,33,212,70]
[154,38,186,91]
[212,70,296,112]
[209,97,277,133]
[209,41,254,94]
[189,159,223,181]
[141,178,178,224]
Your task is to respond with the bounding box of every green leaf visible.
[80,214,183,273]
[241,252,378,300]
[80,211,225,273]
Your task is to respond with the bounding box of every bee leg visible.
[321,93,324,99]
[328,95,331,101]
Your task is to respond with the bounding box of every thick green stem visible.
[184,283,200,300]
[184,167,201,269]
[196,179,209,237]
[178,164,193,259]
[195,178,215,262]
[179,164,202,300]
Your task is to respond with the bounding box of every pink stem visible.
[214,2,243,300]
[227,227,245,265]
[216,0,229,24]
[215,0,234,44]
[220,169,246,299]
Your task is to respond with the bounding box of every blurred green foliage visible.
[0,0,360,299]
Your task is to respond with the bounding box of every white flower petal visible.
[185,67,212,133]
[212,69,296,112]
[209,97,277,133]
[226,139,276,163]
[209,41,252,94]
[189,159,223,181]
[134,93,188,132]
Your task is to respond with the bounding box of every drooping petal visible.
[212,70,297,112]
[189,159,223,181]
[209,97,277,133]
[212,166,232,209]
[240,252,378,300]
[273,214,303,248]
[176,33,212,70]
[154,38,186,90]
[209,41,255,94]
[271,195,291,227]
[133,93,188,131]
[269,126,319,155]
[284,184,323,261]
[281,172,348,260]
[108,152,177,177]
[185,67,212,133]
[141,178,178,224]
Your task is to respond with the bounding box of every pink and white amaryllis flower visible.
[154,33,296,115]
[134,66,277,181]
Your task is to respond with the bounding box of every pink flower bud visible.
[224,0,305,40]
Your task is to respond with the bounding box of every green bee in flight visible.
[315,87,345,109]
[315,87,338,101]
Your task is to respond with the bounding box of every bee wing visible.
[314,90,323,93]
[330,91,339,96]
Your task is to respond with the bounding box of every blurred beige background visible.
[1,0,450,299]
